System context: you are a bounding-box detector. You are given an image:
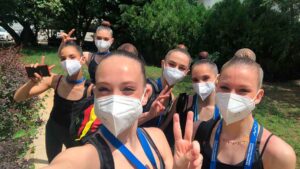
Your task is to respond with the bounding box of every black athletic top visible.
[88,52,110,83]
[88,127,165,169]
[50,76,90,128]
[194,118,273,169]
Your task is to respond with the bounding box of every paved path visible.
[25,90,56,168]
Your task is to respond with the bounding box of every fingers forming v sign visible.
[173,111,203,169]
[30,56,55,83]
[61,29,76,43]
[149,85,172,117]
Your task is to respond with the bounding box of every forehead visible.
[166,51,190,66]
[219,65,258,88]
[96,56,142,83]
[96,29,112,37]
[60,46,79,56]
[192,64,216,76]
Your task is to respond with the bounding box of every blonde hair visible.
[234,48,256,61]
[222,56,263,88]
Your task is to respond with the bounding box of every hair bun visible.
[101,20,111,27]
[199,51,209,59]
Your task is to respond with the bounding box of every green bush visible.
[0,47,41,168]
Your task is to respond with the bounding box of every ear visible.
[185,68,190,75]
[161,60,165,69]
[141,84,152,106]
[80,55,86,65]
[110,38,114,44]
[215,74,220,86]
[254,89,264,104]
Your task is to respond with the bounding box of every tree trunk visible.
[20,22,37,46]
[0,22,21,45]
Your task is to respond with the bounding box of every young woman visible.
[42,51,202,169]
[60,21,114,83]
[161,59,220,149]
[14,42,93,162]
[193,57,296,169]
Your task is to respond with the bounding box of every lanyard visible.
[210,120,259,169]
[192,95,220,121]
[156,78,163,126]
[66,77,86,84]
[156,78,163,91]
[96,51,110,56]
[100,126,157,169]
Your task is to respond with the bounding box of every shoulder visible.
[47,144,100,169]
[261,129,296,169]
[143,127,173,167]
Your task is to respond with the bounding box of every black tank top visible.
[88,52,110,83]
[195,118,273,169]
[88,128,165,169]
[50,76,90,127]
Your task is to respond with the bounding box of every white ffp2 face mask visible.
[193,82,215,100]
[60,59,82,76]
[94,95,143,137]
[163,67,186,86]
[95,39,111,52]
[216,92,256,125]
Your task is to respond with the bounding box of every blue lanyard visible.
[66,77,86,84]
[192,95,220,121]
[210,120,259,169]
[100,126,157,169]
[96,51,110,56]
[156,78,163,91]
[156,78,163,126]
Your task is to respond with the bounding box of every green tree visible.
[121,0,207,65]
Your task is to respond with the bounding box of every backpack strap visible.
[55,75,63,92]
[176,93,189,114]
[88,132,115,169]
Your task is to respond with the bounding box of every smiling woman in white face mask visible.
[192,57,296,169]
[14,42,93,163]
[43,51,203,169]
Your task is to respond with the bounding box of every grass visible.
[21,46,300,168]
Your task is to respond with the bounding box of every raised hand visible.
[149,85,172,117]
[60,29,76,43]
[173,111,203,169]
[29,56,55,83]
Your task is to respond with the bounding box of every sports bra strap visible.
[55,75,63,91]
[259,133,273,159]
[140,128,165,169]
[89,133,115,169]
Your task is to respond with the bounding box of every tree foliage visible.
[121,0,207,65]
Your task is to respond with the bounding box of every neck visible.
[67,70,83,81]
[221,115,254,139]
[116,121,139,149]
[199,91,215,107]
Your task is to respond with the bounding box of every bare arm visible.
[41,144,100,169]
[14,56,56,102]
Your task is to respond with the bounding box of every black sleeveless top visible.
[195,118,273,169]
[88,52,110,83]
[88,127,165,169]
[50,76,90,127]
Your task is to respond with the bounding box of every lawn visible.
[21,46,299,168]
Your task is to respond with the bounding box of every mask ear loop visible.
[140,88,147,102]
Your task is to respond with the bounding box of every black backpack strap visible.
[140,128,165,169]
[88,132,115,169]
[176,93,189,114]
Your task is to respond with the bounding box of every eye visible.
[179,66,187,71]
[202,75,210,82]
[168,63,176,68]
[220,85,230,91]
[238,88,250,95]
[192,78,199,83]
[98,87,110,92]
[104,38,110,41]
